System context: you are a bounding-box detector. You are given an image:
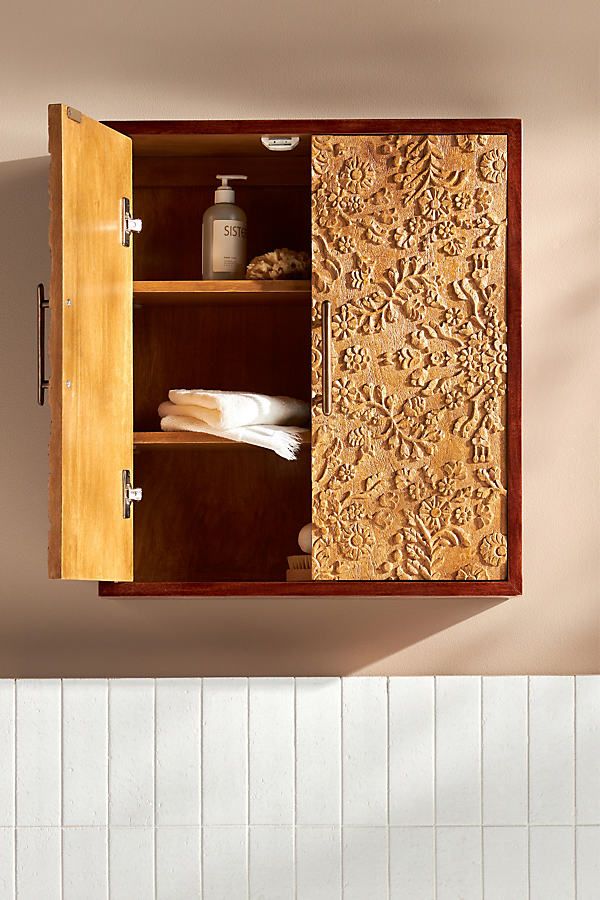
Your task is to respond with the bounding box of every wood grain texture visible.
[130,133,311,157]
[47,104,134,580]
[134,156,309,187]
[99,578,520,597]
[108,118,521,138]
[134,280,310,306]
[134,431,311,447]
[133,183,310,282]
[122,117,520,595]
[311,133,509,582]
[133,302,310,431]
[132,445,311,582]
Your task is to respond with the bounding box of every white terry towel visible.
[166,389,309,431]
[160,416,305,461]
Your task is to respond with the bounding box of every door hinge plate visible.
[67,107,82,123]
[121,197,143,247]
[122,469,142,519]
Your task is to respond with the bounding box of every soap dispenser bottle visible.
[202,174,248,279]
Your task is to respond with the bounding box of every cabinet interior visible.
[131,132,312,582]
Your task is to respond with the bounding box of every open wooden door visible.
[311,130,511,582]
[48,105,134,580]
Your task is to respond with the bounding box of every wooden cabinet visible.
[44,106,521,596]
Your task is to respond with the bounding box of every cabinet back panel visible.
[133,445,311,581]
[133,304,311,431]
[130,133,311,157]
[132,152,310,281]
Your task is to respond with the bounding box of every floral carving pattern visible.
[311,133,508,581]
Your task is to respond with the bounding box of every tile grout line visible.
[104,680,109,900]
[199,679,203,898]
[246,677,250,900]
[527,675,531,900]
[433,676,437,900]
[340,677,344,900]
[386,677,390,900]
[293,678,297,900]
[60,679,64,900]
[573,677,577,900]
[13,680,17,898]
[107,680,111,900]
[480,676,484,900]
[200,678,205,900]
[153,679,157,900]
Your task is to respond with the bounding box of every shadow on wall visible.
[0,153,508,677]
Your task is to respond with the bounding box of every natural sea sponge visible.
[246,248,311,280]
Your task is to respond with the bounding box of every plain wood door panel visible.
[48,104,134,580]
[311,132,509,582]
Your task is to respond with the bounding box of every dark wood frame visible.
[99,118,522,598]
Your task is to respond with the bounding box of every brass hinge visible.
[122,469,142,518]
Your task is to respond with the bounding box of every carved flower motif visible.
[473,187,493,212]
[453,191,472,210]
[311,134,507,582]
[336,463,356,483]
[339,156,375,194]
[456,564,487,580]
[441,386,465,409]
[332,377,360,409]
[342,345,371,372]
[479,149,507,183]
[419,495,450,530]
[479,532,508,566]
[339,521,375,559]
[431,220,455,241]
[406,216,427,234]
[457,134,489,151]
[454,504,474,525]
[441,237,467,256]
[331,305,357,340]
[336,235,356,253]
[340,194,365,214]
[429,350,451,367]
[419,188,450,220]
[444,306,466,327]
[344,501,366,522]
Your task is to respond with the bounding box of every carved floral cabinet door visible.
[311,130,518,583]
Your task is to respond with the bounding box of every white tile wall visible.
[0,676,596,898]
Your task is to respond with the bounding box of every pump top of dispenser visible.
[214,174,247,204]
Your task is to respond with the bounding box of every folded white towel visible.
[166,389,309,430]
[160,416,306,461]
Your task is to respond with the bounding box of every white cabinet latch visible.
[122,469,142,518]
[121,197,143,246]
[261,135,300,152]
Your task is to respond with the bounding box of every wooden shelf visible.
[134,280,311,305]
[134,430,312,448]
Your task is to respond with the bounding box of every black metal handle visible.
[37,283,50,406]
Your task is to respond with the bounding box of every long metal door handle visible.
[37,283,50,406]
[321,300,332,416]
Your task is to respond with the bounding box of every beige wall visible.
[0,0,598,676]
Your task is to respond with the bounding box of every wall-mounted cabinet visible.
[43,106,521,596]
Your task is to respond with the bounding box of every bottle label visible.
[212,219,247,274]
